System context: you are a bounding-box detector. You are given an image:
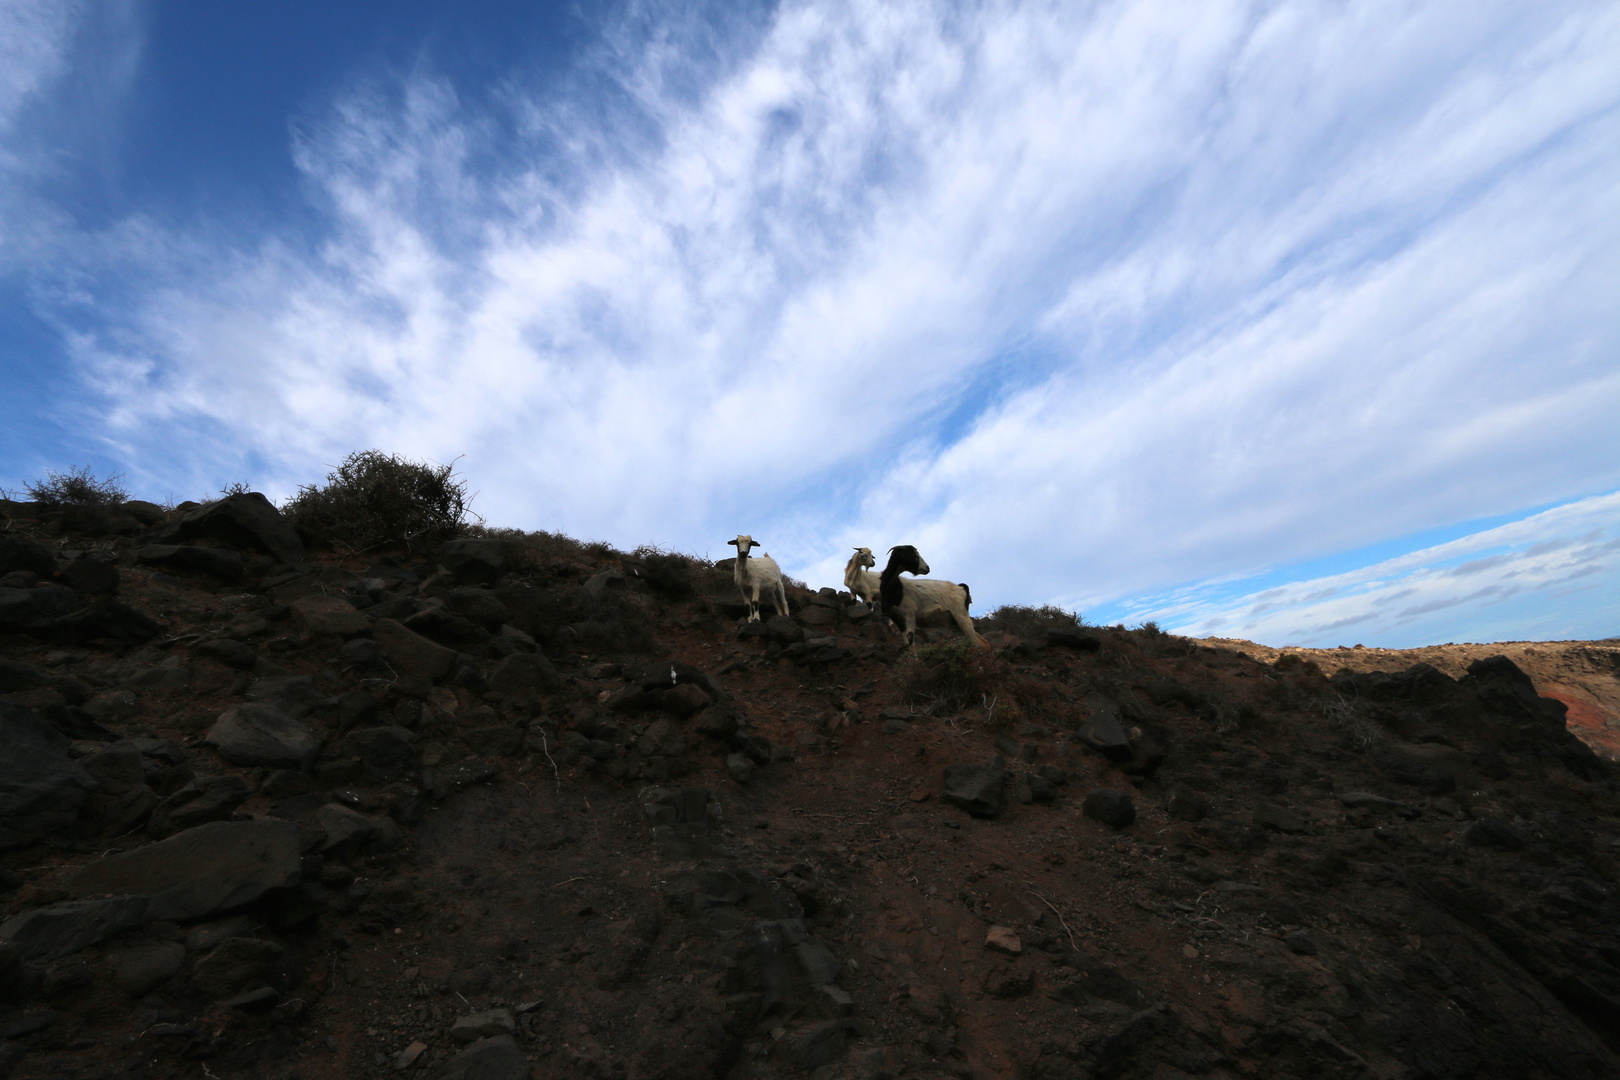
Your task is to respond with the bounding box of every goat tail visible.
[961,582,973,608]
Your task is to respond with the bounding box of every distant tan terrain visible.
[1202,636,1620,761]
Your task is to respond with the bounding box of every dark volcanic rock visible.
[107,940,186,997]
[430,1034,531,1080]
[487,652,557,697]
[60,556,120,595]
[66,818,303,920]
[153,493,303,566]
[1083,789,1136,829]
[196,637,259,670]
[374,618,458,680]
[440,539,511,586]
[0,536,57,578]
[0,896,150,962]
[206,703,321,769]
[340,725,419,783]
[942,762,1007,818]
[191,936,287,999]
[1166,786,1210,822]
[0,585,79,632]
[1253,802,1308,833]
[50,598,163,645]
[146,775,252,838]
[445,586,509,629]
[0,703,97,848]
[1077,708,1133,761]
[1464,817,1526,850]
[763,615,804,644]
[137,544,246,581]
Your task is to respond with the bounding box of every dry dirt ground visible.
[3,501,1620,1080]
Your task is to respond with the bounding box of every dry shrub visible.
[896,638,1070,730]
[25,466,126,508]
[1322,694,1385,750]
[472,527,625,569]
[977,603,1083,640]
[283,450,469,553]
[630,545,704,600]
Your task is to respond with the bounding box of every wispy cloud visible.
[1126,491,1620,646]
[4,1,1618,643]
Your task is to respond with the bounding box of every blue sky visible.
[3,0,1617,648]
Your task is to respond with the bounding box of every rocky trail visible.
[3,493,1620,1080]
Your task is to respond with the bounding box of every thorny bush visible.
[23,466,127,508]
[897,638,1034,729]
[977,603,1083,640]
[631,545,703,600]
[283,450,470,553]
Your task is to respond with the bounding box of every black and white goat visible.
[843,546,881,606]
[728,534,788,622]
[878,545,989,648]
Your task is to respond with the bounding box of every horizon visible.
[3,1,1617,650]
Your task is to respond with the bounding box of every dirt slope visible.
[3,502,1620,1080]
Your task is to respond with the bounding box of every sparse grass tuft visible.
[283,450,470,554]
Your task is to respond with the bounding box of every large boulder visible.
[49,599,163,645]
[1076,708,1134,762]
[0,896,149,962]
[1083,789,1137,829]
[0,703,98,848]
[0,585,79,632]
[445,587,510,630]
[243,676,332,720]
[206,704,320,769]
[308,804,402,857]
[136,544,245,581]
[942,763,1007,819]
[0,536,56,577]
[373,618,457,680]
[290,594,372,637]
[65,819,303,921]
[59,557,119,596]
[146,775,252,838]
[154,493,303,566]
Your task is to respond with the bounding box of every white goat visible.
[843,546,882,605]
[728,534,788,622]
[878,545,989,648]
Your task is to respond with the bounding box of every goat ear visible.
[727,539,737,546]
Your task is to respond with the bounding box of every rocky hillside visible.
[1200,638,1620,764]
[3,493,1619,1080]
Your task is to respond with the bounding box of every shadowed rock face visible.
[0,703,97,848]
[153,493,304,567]
[66,819,302,921]
[1,502,1618,1080]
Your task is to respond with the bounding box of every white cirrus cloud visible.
[1121,490,1620,647]
[4,0,1618,645]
